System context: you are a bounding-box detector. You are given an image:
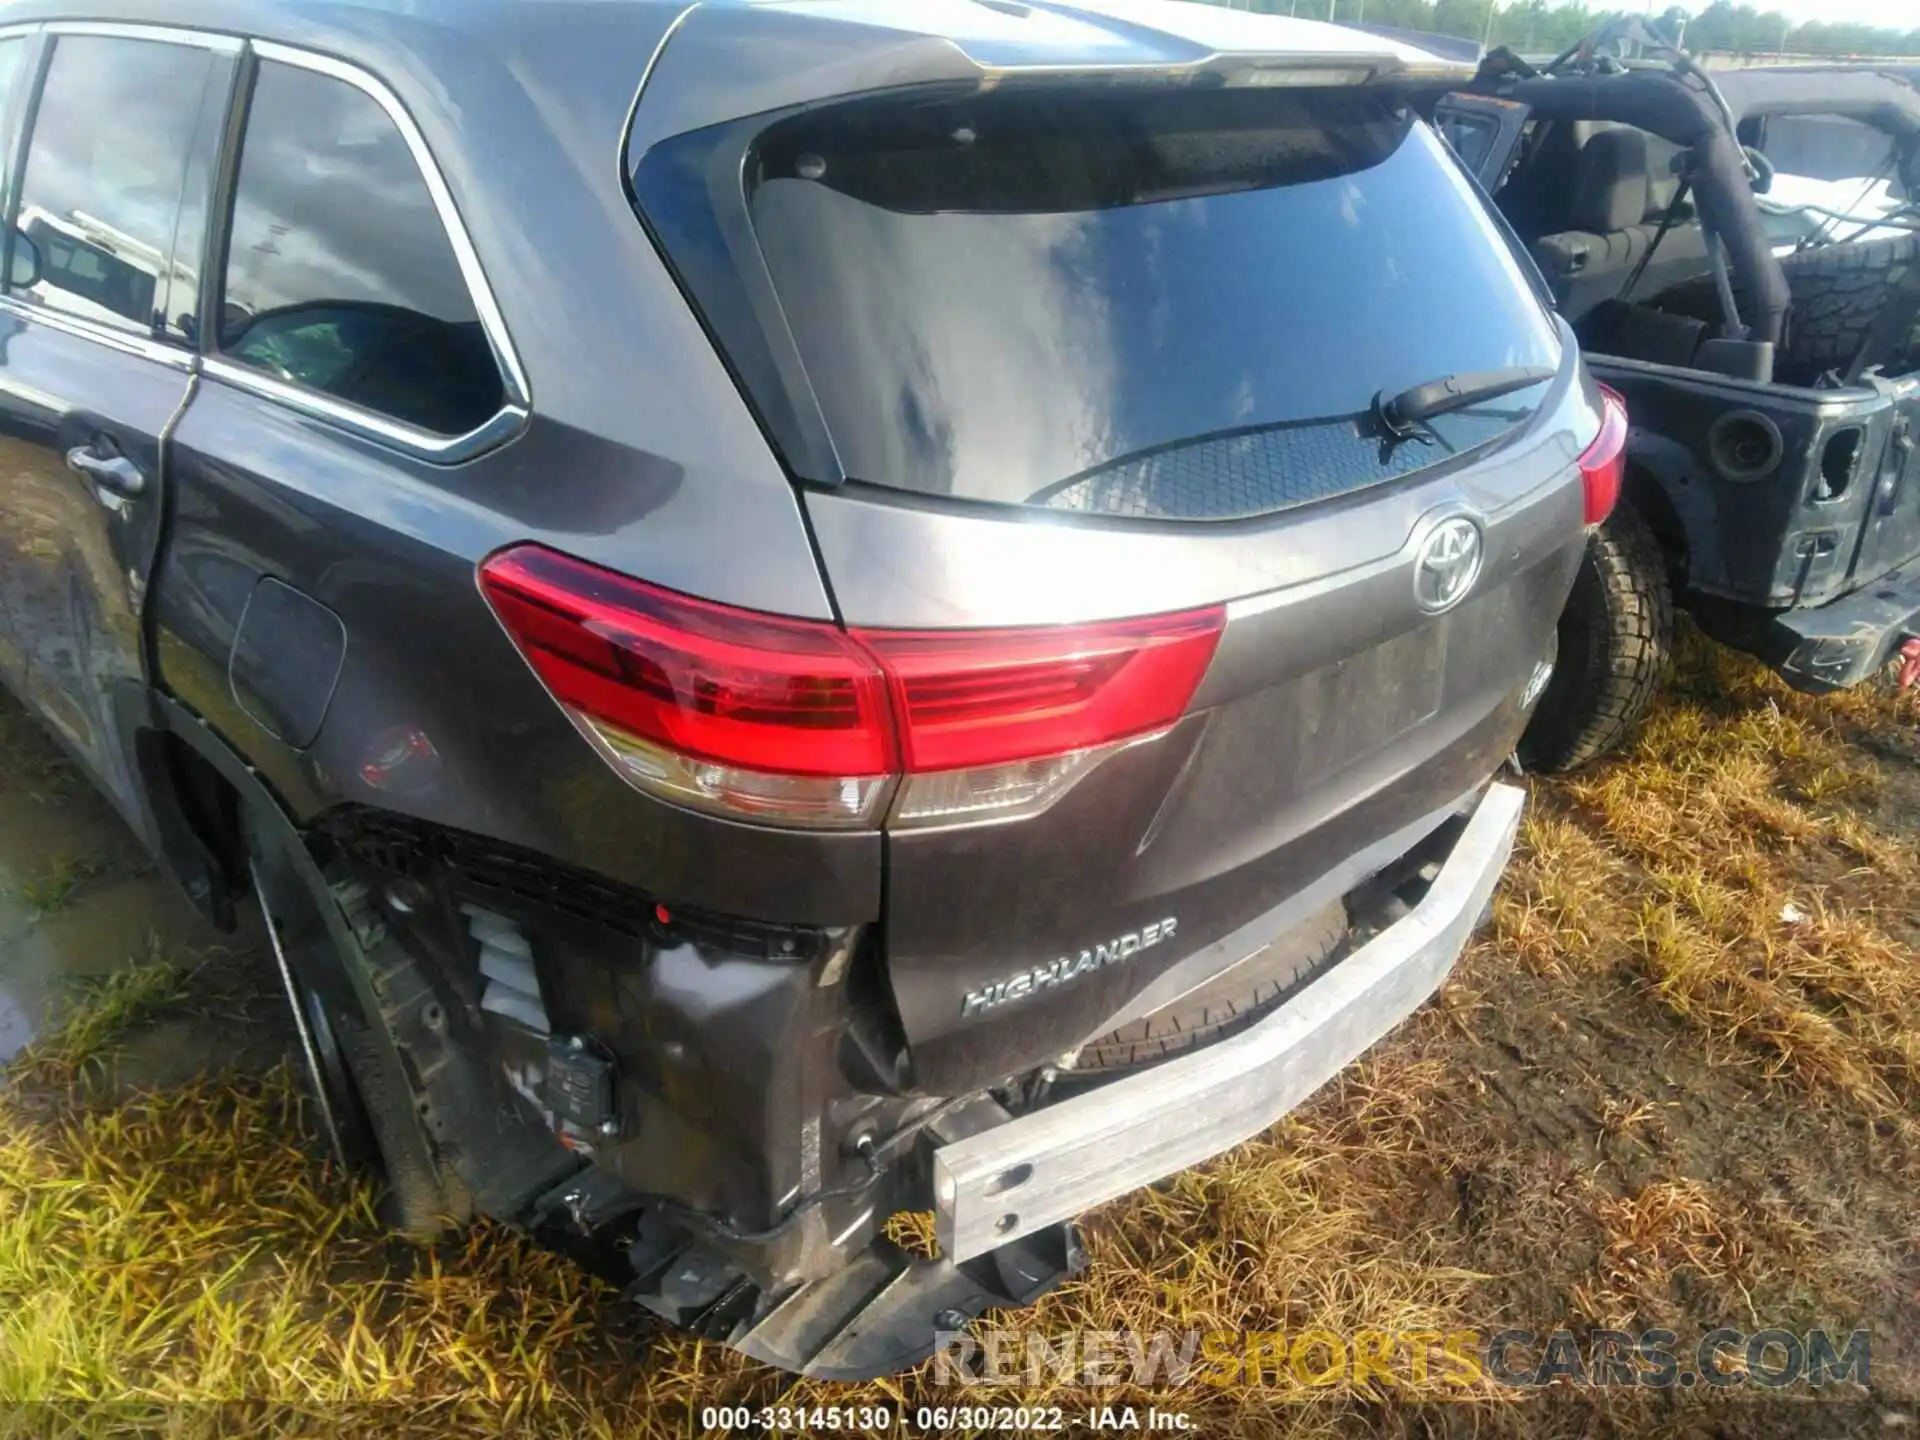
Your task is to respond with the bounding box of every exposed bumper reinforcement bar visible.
[932,780,1526,1263]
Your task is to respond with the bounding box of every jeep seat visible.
[1529,129,1711,324]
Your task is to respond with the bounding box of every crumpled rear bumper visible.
[931,781,1526,1262]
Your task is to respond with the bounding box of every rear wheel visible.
[1518,503,1672,774]
[275,951,380,1173]
[248,821,462,1238]
[1073,900,1347,1074]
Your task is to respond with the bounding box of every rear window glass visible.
[640,86,1561,520]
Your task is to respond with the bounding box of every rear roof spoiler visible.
[1336,22,1484,68]
[627,0,1477,159]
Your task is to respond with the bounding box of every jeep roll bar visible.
[1470,60,1790,345]
[1463,16,1920,352]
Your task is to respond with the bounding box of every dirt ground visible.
[2,628,1918,1437]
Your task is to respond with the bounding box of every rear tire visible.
[249,820,462,1239]
[1073,900,1347,1074]
[323,982,458,1239]
[1518,503,1672,774]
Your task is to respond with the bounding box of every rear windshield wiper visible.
[1374,365,1556,439]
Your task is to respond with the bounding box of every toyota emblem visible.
[1413,516,1483,613]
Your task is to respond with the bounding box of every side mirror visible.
[9,229,40,289]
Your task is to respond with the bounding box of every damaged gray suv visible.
[0,0,1616,1377]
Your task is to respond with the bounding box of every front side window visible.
[218,60,503,437]
[13,36,212,336]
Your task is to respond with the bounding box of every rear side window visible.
[12,36,213,337]
[638,86,1562,520]
[218,60,503,437]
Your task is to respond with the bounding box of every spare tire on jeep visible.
[1658,235,1920,385]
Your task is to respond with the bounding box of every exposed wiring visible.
[645,1096,970,1247]
[653,1157,886,1246]
[1800,154,1899,247]
[864,1095,972,1163]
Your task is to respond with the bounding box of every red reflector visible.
[479,545,894,777]
[855,610,1225,772]
[1580,386,1628,526]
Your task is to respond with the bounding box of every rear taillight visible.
[479,546,896,827]
[1580,386,1628,526]
[480,545,1224,831]
[858,615,1224,826]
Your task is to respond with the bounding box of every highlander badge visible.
[961,918,1178,1018]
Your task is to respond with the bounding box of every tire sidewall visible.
[1518,504,1673,774]
[245,806,458,1237]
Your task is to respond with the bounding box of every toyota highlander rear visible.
[3,0,1624,1396]
[277,1,1615,1381]
[479,1,1613,1376]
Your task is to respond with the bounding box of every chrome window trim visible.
[0,292,195,371]
[203,354,529,462]
[43,21,242,52]
[232,39,532,463]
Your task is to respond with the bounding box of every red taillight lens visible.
[855,612,1225,772]
[1580,386,1628,526]
[479,544,894,776]
[481,544,1225,829]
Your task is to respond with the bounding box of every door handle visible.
[65,445,147,499]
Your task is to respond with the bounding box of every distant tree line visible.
[1204,0,1920,59]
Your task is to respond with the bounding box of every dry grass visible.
[1532,630,1920,1114]
[2,628,1918,1433]
[0,1067,682,1433]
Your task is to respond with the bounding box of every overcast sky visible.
[1685,0,1917,26]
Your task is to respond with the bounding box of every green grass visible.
[12,853,101,914]
[8,954,184,1085]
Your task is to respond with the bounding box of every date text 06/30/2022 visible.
[700,1405,1193,1432]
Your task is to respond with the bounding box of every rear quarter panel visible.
[154,394,883,924]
